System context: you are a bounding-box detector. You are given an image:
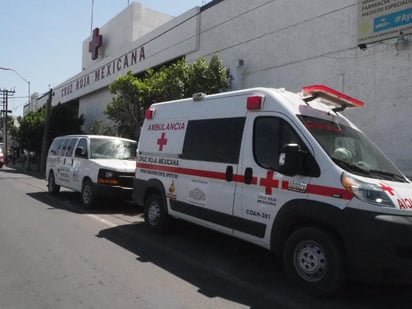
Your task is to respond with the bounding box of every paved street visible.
[0,165,411,308]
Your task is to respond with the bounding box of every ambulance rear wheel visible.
[144,193,168,232]
[47,171,60,194]
[283,227,345,295]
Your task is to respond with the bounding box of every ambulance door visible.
[233,114,311,246]
[174,117,245,233]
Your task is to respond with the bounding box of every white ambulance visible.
[133,85,412,294]
[46,135,137,208]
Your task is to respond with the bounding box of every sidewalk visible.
[5,159,42,179]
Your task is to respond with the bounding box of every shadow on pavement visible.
[98,221,294,309]
[97,220,412,309]
[27,190,142,216]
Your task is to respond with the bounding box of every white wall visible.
[78,88,114,132]
[81,2,172,70]
[186,0,412,176]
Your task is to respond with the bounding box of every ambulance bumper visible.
[343,208,412,283]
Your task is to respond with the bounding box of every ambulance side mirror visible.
[278,144,303,177]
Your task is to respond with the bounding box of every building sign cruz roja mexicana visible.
[60,46,146,99]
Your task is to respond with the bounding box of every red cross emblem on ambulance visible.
[157,132,168,151]
[260,171,279,195]
[379,183,395,196]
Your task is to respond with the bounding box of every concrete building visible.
[33,0,412,174]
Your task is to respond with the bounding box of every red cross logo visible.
[89,28,103,60]
[157,133,168,151]
[260,171,279,195]
[379,183,395,196]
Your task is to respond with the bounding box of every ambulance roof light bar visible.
[302,85,364,112]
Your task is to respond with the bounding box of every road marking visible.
[86,214,117,227]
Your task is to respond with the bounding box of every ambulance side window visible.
[182,117,245,164]
[254,117,306,170]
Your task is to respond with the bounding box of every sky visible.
[0,0,209,116]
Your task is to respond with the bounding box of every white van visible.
[132,85,412,294]
[46,135,137,208]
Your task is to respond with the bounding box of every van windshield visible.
[90,138,136,160]
[299,116,407,182]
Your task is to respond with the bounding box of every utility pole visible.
[40,88,53,178]
[0,89,14,163]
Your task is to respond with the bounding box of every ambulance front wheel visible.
[283,227,345,295]
[144,192,169,232]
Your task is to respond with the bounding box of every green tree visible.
[89,119,116,136]
[13,103,84,168]
[16,108,45,154]
[106,71,148,139]
[48,103,84,138]
[1,114,15,146]
[106,54,228,139]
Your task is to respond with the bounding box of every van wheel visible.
[81,179,95,209]
[144,193,168,232]
[283,227,345,295]
[47,171,60,194]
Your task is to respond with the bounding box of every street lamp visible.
[0,67,31,108]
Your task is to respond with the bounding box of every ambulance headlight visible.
[98,169,119,185]
[341,173,395,208]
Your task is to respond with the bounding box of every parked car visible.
[0,148,4,168]
[46,135,137,208]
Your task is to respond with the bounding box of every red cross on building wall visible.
[157,133,168,151]
[89,28,103,60]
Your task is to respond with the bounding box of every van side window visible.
[64,138,77,157]
[182,117,246,164]
[58,139,70,156]
[254,117,306,170]
[49,139,63,155]
[76,138,88,158]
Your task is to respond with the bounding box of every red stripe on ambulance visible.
[136,162,352,200]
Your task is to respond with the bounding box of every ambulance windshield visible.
[90,138,136,160]
[299,116,407,182]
